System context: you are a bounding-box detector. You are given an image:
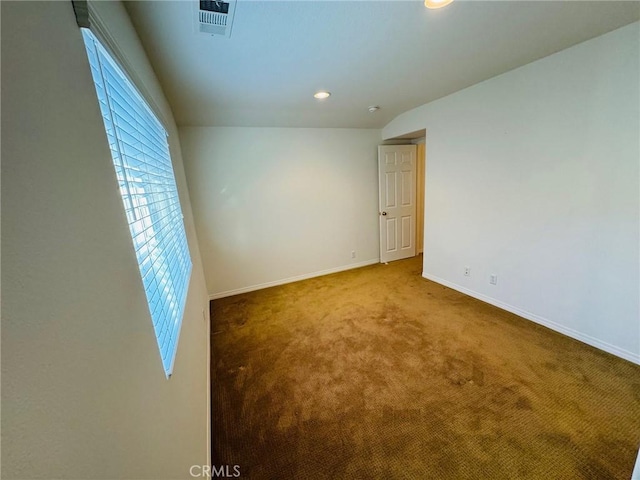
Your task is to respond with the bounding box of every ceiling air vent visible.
[196,0,236,38]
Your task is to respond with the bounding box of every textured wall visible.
[383,23,640,363]
[1,2,210,478]
[180,127,382,298]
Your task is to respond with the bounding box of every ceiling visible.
[125,1,639,129]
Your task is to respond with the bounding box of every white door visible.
[378,145,417,263]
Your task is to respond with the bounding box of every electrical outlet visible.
[464,266,471,276]
[490,274,498,285]
[351,251,356,259]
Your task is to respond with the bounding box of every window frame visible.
[81,26,192,378]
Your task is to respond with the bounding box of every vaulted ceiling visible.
[125,1,639,128]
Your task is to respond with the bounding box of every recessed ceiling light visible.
[424,0,453,9]
[314,91,331,99]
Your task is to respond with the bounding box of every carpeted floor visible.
[210,255,640,479]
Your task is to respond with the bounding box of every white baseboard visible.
[209,259,380,300]
[422,272,640,366]
[632,449,640,480]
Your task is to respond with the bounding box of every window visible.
[82,29,192,377]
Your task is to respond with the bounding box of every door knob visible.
[381,211,387,216]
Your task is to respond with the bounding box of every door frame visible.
[416,142,425,254]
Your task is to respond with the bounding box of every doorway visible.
[378,135,426,263]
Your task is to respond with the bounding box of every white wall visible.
[179,127,381,298]
[383,22,640,364]
[1,2,210,478]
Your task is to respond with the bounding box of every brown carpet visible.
[210,255,640,479]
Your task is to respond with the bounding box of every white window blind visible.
[82,29,192,377]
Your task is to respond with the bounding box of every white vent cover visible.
[196,0,237,38]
